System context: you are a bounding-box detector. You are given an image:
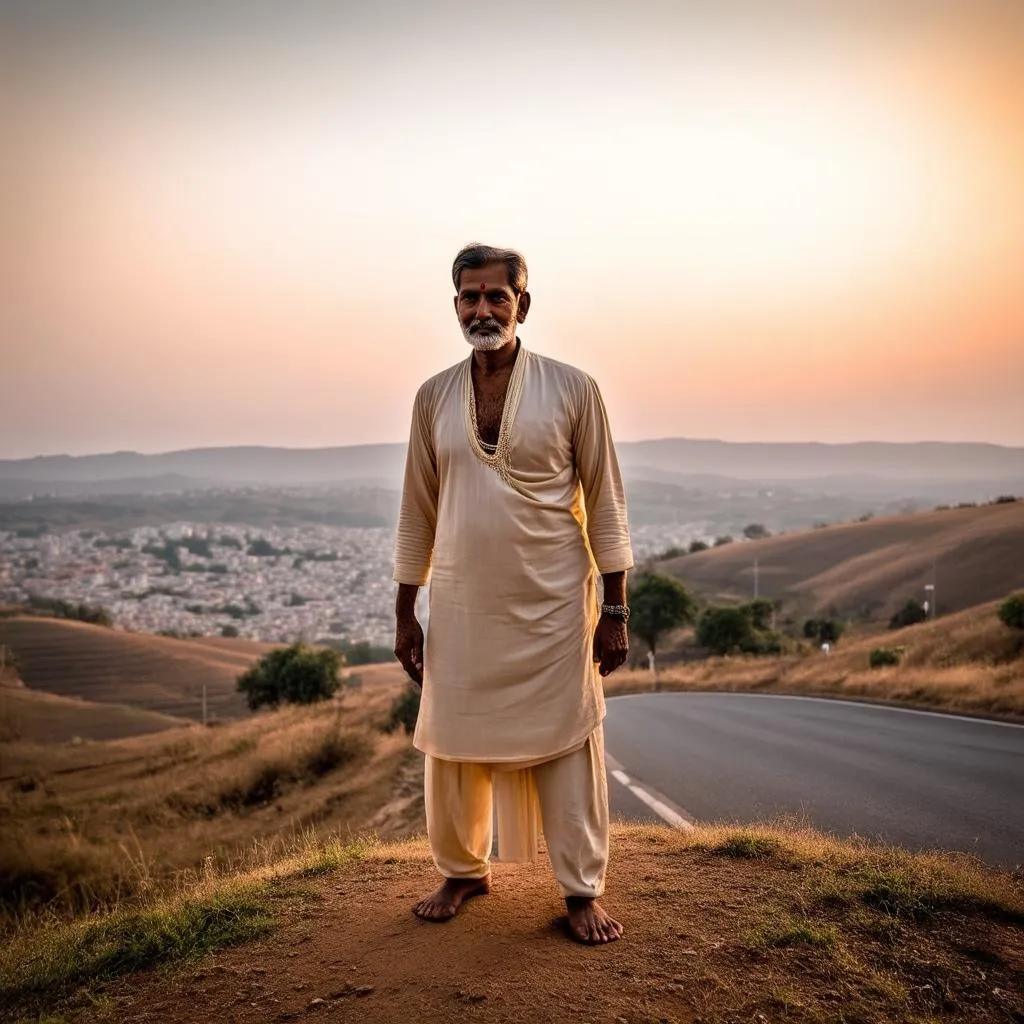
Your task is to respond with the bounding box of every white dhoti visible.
[424,723,609,898]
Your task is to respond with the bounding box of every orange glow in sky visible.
[2,1,1022,457]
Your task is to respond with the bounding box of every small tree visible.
[628,573,697,657]
[688,539,709,554]
[743,523,770,540]
[998,592,1024,631]
[237,642,342,711]
[889,598,927,630]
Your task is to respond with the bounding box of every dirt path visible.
[65,827,1023,1024]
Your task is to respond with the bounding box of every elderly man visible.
[393,243,633,945]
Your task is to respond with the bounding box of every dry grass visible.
[0,666,414,925]
[0,685,191,743]
[0,616,278,722]
[660,499,1024,619]
[607,600,1024,718]
[2,822,1021,1022]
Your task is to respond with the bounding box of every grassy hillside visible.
[3,823,1021,1023]
[0,616,281,722]
[0,684,191,743]
[606,600,1024,718]
[659,499,1024,619]
[0,663,415,921]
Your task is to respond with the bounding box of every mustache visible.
[470,318,502,332]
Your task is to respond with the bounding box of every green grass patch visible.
[710,833,781,860]
[0,881,276,1013]
[748,912,838,951]
[856,866,1024,924]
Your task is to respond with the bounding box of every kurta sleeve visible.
[572,373,634,574]
[393,383,439,585]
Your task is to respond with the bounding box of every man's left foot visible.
[564,896,623,944]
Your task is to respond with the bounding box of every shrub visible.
[385,686,421,735]
[697,606,755,655]
[713,535,734,547]
[889,598,927,630]
[870,647,901,669]
[220,624,239,638]
[997,592,1024,631]
[688,539,709,554]
[236,643,342,710]
[742,523,770,540]
[803,617,845,645]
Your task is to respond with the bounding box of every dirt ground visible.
[59,828,1024,1024]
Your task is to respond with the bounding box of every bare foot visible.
[412,875,490,922]
[564,896,624,944]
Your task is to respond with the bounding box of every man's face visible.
[455,263,528,351]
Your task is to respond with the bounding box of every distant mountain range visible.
[1,440,1022,502]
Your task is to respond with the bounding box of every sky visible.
[2,0,1023,459]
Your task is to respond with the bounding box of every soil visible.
[62,827,1024,1024]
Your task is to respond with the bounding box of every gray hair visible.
[451,243,528,294]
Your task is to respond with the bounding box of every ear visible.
[516,290,531,323]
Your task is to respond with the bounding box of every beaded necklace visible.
[464,343,530,496]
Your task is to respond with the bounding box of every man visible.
[393,243,634,945]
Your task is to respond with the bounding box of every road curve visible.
[603,692,1024,869]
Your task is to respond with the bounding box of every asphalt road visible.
[603,693,1024,868]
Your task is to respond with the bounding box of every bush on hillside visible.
[24,596,112,627]
[220,624,239,637]
[236,643,342,711]
[998,592,1024,631]
[697,606,754,655]
[713,535,734,547]
[803,617,845,645]
[869,647,902,669]
[889,598,928,630]
[743,523,771,540]
[628,573,697,656]
[698,601,786,656]
[688,539,709,554]
[385,686,421,734]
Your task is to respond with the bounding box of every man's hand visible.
[593,614,629,677]
[394,615,424,687]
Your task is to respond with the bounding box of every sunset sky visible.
[2,0,1022,459]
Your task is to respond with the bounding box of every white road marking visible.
[606,756,695,831]
[606,690,1024,729]
[624,784,694,830]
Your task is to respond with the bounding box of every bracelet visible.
[601,603,630,623]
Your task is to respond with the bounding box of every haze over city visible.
[2,0,1023,459]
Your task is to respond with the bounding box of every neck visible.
[472,336,520,375]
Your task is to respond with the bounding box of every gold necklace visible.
[464,345,529,495]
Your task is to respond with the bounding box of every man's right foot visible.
[413,875,490,921]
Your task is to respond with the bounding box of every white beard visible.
[463,319,516,351]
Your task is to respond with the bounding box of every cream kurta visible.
[393,343,634,765]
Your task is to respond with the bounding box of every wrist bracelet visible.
[601,603,630,623]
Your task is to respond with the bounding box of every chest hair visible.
[472,368,513,447]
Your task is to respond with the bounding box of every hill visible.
[606,599,1024,719]
[0,616,281,723]
[0,663,416,919]
[3,438,1022,497]
[658,500,1024,619]
[0,682,191,743]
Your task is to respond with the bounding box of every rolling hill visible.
[657,499,1024,619]
[0,617,277,723]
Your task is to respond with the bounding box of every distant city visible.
[0,522,703,645]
